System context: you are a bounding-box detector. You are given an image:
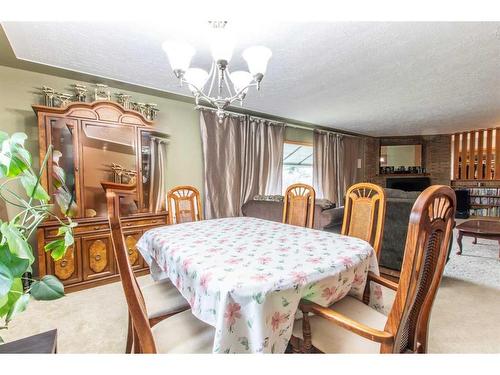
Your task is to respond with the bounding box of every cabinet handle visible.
[125,223,132,227]
[128,249,133,255]
[93,226,100,230]
[60,260,67,268]
[95,255,102,261]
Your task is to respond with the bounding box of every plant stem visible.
[21,144,52,226]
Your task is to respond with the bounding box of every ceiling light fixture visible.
[162,21,272,121]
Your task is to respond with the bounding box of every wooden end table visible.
[456,219,500,258]
[0,330,57,354]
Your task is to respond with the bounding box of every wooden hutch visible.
[35,101,169,292]
[451,128,500,219]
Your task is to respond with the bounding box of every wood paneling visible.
[460,132,468,179]
[452,128,500,181]
[486,129,493,179]
[477,130,484,179]
[495,128,500,179]
[453,134,460,180]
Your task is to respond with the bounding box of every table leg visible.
[473,236,477,244]
[457,231,463,255]
[498,240,500,259]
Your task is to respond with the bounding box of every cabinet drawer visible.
[45,222,109,238]
[82,234,115,280]
[45,239,83,286]
[121,217,166,228]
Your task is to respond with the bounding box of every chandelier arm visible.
[207,61,217,98]
[217,67,225,99]
[180,77,217,107]
[227,81,259,102]
[223,66,235,98]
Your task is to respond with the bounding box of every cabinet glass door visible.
[48,117,80,217]
[139,130,169,212]
[80,122,138,218]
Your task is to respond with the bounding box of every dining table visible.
[136,216,382,354]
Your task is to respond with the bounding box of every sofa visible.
[323,188,420,272]
[323,188,453,273]
[241,197,344,231]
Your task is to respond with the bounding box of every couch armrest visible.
[322,206,344,225]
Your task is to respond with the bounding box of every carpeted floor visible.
[1,228,499,353]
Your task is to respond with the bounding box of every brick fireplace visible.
[362,134,452,187]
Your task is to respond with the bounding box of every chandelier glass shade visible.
[162,22,272,120]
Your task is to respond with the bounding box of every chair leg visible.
[289,336,302,353]
[302,312,313,353]
[133,328,141,354]
[126,312,133,354]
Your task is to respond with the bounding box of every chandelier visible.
[162,21,272,120]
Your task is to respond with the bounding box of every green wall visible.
[0,64,319,221]
[0,64,204,219]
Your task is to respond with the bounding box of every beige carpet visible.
[1,230,499,353]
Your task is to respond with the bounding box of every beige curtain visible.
[148,137,168,212]
[313,130,361,205]
[200,110,284,219]
[240,117,284,204]
[342,136,362,193]
[313,130,342,204]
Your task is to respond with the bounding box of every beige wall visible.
[0,65,203,219]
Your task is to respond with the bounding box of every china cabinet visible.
[34,101,169,291]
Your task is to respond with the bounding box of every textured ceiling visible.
[2,22,500,136]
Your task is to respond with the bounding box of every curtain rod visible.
[196,105,361,138]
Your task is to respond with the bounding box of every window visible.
[282,142,313,192]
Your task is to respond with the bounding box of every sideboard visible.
[34,101,169,291]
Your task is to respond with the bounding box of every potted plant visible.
[0,131,77,344]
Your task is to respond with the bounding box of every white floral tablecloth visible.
[137,217,380,353]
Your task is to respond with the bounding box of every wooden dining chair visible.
[290,185,456,354]
[282,183,316,229]
[341,182,386,259]
[103,182,211,353]
[167,185,203,225]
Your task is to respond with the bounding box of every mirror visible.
[80,122,137,218]
[380,144,422,168]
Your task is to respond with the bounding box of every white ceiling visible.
[3,22,500,136]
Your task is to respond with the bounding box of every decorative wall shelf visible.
[376,173,430,177]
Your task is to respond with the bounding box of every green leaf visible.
[30,275,65,301]
[13,146,32,170]
[0,245,30,278]
[20,173,50,202]
[56,226,68,236]
[44,239,66,261]
[52,165,66,188]
[0,223,34,263]
[54,188,77,217]
[10,133,27,146]
[0,278,23,318]
[64,230,74,248]
[0,262,13,296]
[0,293,7,309]
[0,142,29,177]
[6,293,29,323]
